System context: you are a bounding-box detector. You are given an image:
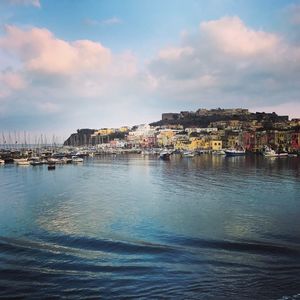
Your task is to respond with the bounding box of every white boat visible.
[55,159,66,164]
[29,157,43,166]
[212,150,226,155]
[30,160,43,166]
[159,150,170,160]
[15,159,30,165]
[14,158,27,163]
[61,157,72,164]
[47,158,60,164]
[278,152,288,157]
[225,148,246,156]
[72,156,84,163]
[141,150,152,156]
[263,147,288,158]
[182,151,195,157]
[263,147,276,157]
[0,159,5,164]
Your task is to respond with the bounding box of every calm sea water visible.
[0,155,299,299]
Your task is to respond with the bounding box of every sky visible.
[0,0,300,140]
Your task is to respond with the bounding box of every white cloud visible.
[85,17,122,26]
[148,16,300,111]
[0,25,112,75]
[200,16,279,56]
[0,70,26,90]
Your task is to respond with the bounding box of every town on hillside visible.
[63,108,300,154]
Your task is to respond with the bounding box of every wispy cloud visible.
[84,17,122,26]
[286,4,300,25]
[148,16,300,112]
[6,0,41,8]
[102,17,122,25]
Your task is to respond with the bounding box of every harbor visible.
[1,144,299,172]
[0,152,299,299]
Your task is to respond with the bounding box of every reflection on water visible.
[0,155,299,299]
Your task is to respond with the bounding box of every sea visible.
[0,154,299,299]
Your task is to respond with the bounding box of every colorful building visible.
[210,140,222,151]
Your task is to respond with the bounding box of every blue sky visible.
[0,0,300,140]
[1,0,294,54]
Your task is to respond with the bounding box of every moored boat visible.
[47,158,61,164]
[263,146,288,158]
[225,147,246,156]
[159,150,170,160]
[212,150,226,155]
[17,161,30,165]
[72,156,84,163]
[182,151,195,157]
[14,158,30,165]
[14,158,27,163]
[29,157,43,166]
[30,160,43,166]
[61,157,72,164]
[48,164,56,170]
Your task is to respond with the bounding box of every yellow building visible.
[157,130,176,146]
[210,140,222,151]
[229,120,242,128]
[119,126,130,133]
[227,135,240,148]
[95,128,115,136]
[175,140,191,151]
[275,131,288,146]
[186,137,210,150]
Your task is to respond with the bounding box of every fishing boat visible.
[225,147,246,156]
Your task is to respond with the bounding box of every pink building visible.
[291,132,300,151]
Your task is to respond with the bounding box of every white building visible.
[185,128,218,134]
